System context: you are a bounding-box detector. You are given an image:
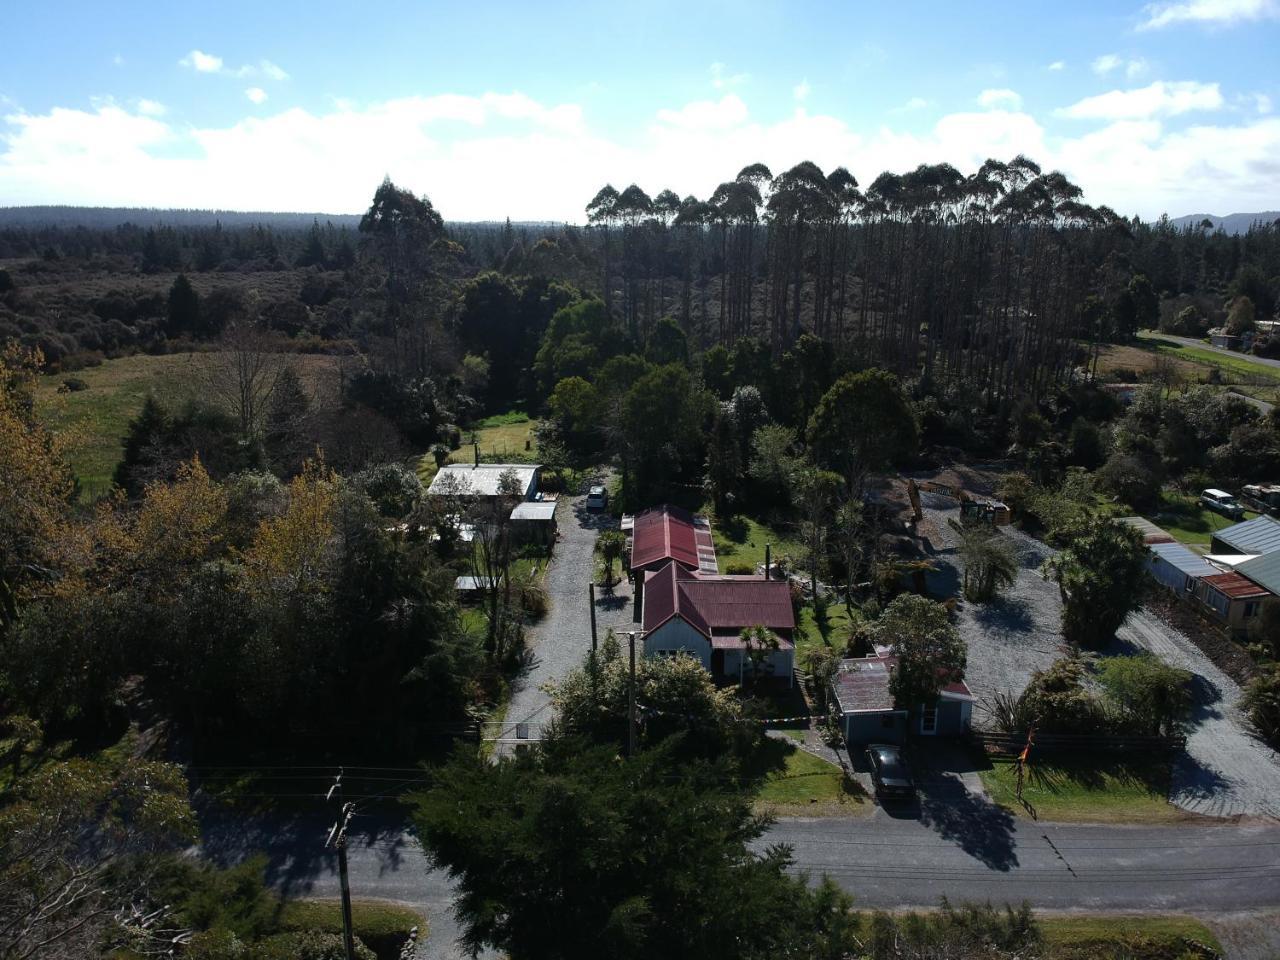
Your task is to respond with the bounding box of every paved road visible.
[1113,611,1280,819]
[493,493,623,754]
[206,810,1280,958]
[1140,333,1280,371]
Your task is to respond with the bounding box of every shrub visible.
[57,377,89,393]
[1015,658,1106,733]
[513,568,550,620]
[278,901,421,960]
[253,931,376,960]
[1096,654,1192,735]
[351,462,423,518]
[1243,666,1280,748]
[725,561,755,576]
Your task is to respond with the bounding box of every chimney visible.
[764,544,772,579]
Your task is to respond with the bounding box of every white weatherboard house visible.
[426,463,540,501]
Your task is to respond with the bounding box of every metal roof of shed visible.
[510,501,557,521]
[1202,571,1269,599]
[1119,516,1176,545]
[1149,541,1221,578]
[1236,552,1280,597]
[1213,515,1280,555]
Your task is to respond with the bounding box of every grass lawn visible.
[795,602,859,665]
[1040,914,1222,957]
[1144,490,1259,549]
[980,755,1186,824]
[416,410,539,485]
[754,739,870,813]
[36,351,343,500]
[709,511,802,573]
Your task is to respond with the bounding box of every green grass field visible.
[1144,490,1259,548]
[754,738,870,812]
[980,755,1183,823]
[36,351,343,500]
[710,512,801,573]
[416,411,540,485]
[1139,332,1280,400]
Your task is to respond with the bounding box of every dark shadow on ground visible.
[973,596,1034,634]
[914,779,1019,871]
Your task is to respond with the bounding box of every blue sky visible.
[2,0,1278,219]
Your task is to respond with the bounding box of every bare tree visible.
[198,318,286,440]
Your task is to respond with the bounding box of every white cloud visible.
[1092,54,1122,75]
[1060,80,1224,119]
[2,89,1277,222]
[135,98,166,116]
[1255,93,1274,114]
[1125,58,1149,79]
[112,54,124,67]
[245,87,268,105]
[893,97,930,113]
[257,60,289,81]
[709,62,749,90]
[180,49,223,73]
[1139,0,1278,29]
[978,88,1022,110]
[180,51,289,81]
[793,80,811,102]
[1048,60,1066,71]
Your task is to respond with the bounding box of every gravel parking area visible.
[494,492,629,756]
[921,496,1280,819]
[1112,611,1280,819]
[919,499,1066,712]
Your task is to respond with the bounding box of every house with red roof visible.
[640,560,796,685]
[832,651,974,743]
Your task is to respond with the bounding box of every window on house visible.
[1244,601,1260,618]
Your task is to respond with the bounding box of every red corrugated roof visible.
[631,505,700,571]
[1202,571,1269,599]
[642,560,795,638]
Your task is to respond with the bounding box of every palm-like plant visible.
[951,520,1019,602]
[597,530,626,588]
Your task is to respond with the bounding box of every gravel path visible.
[494,495,627,755]
[921,498,1280,820]
[920,500,1066,712]
[1113,611,1280,819]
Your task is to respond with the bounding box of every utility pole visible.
[326,771,357,960]
[627,631,638,757]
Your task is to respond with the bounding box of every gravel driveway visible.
[920,497,1280,820]
[919,500,1066,710]
[493,493,628,755]
[1113,611,1280,819]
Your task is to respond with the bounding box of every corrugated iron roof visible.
[510,501,557,521]
[1201,571,1269,599]
[642,560,794,637]
[631,504,701,571]
[832,655,972,715]
[1119,516,1176,545]
[1213,515,1280,556]
[1235,552,1280,597]
[427,463,539,498]
[1149,541,1221,578]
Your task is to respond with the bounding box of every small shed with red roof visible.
[641,560,795,685]
[832,654,973,743]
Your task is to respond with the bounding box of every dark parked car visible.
[865,744,915,801]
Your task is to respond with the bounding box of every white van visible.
[1201,488,1244,520]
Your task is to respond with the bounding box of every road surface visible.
[203,809,1280,959]
[1140,333,1280,371]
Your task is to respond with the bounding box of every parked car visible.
[586,484,608,511]
[865,744,915,801]
[1201,488,1245,520]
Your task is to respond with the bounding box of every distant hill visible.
[1168,211,1280,235]
[0,206,363,230]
